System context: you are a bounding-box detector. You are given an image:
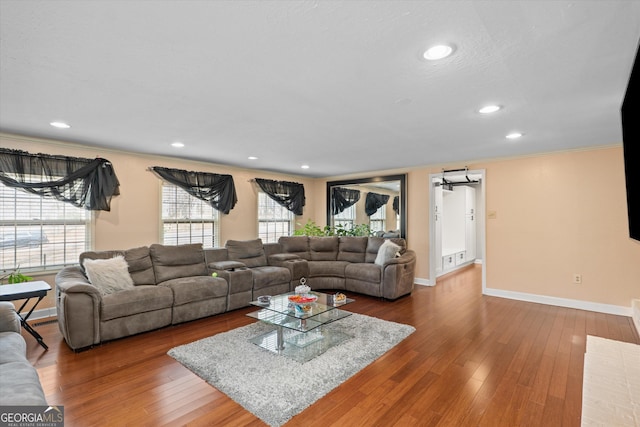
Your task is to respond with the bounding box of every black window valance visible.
[0,148,120,211]
[255,178,305,216]
[331,187,361,215]
[151,166,237,214]
[365,192,390,216]
[393,196,399,215]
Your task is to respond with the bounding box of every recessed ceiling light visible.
[171,141,184,148]
[248,156,258,160]
[506,132,523,139]
[50,121,71,129]
[301,165,310,169]
[423,44,454,60]
[478,105,502,114]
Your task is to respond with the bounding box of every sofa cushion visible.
[226,239,267,268]
[0,331,26,364]
[83,256,135,295]
[159,276,228,305]
[278,236,310,259]
[309,236,338,261]
[338,237,367,263]
[100,285,174,321]
[150,243,208,283]
[308,260,349,277]
[375,240,402,266]
[251,266,291,290]
[345,263,382,283]
[124,246,155,285]
[0,361,47,405]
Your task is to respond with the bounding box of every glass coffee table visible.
[247,291,355,363]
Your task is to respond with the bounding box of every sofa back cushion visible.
[150,243,208,283]
[124,246,156,285]
[309,237,339,261]
[80,248,155,285]
[226,239,267,268]
[278,236,311,259]
[338,237,367,263]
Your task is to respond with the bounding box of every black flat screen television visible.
[621,40,640,242]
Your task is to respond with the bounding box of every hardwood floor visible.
[25,265,639,426]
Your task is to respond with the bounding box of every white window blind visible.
[0,183,89,271]
[370,205,386,233]
[258,191,293,243]
[333,204,355,230]
[162,183,219,248]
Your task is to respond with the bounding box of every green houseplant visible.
[293,219,372,237]
[0,266,33,285]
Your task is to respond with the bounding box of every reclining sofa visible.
[55,237,415,350]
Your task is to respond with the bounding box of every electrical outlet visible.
[573,274,582,284]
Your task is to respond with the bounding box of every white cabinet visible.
[442,254,455,270]
[436,184,477,275]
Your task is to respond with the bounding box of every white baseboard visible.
[20,307,57,321]
[484,288,632,317]
[414,277,434,286]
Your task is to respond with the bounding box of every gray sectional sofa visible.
[55,237,416,350]
[0,301,47,405]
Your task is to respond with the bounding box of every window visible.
[0,183,89,271]
[370,206,386,233]
[334,204,355,230]
[258,191,294,243]
[162,183,219,247]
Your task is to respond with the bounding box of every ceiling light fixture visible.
[248,156,258,160]
[478,105,502,114]
[506,132,523,139]
[301,165,310,169]
[171,141,185,148]
[423,44,454,60]
[50,121,71,129]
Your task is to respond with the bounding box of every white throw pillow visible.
[83,256,135,295]
[374,240,401,266]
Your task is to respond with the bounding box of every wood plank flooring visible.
[25,265,639,426]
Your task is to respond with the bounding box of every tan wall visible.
[475,147,640,308]
[4,133,638,312]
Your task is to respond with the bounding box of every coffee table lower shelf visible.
[248,327,353,363]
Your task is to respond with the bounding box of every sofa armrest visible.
[208,260,247,271]
[268,253,301,264]
[381,249,416,300]
[55,266,102,350]
[0,301,20,333]
[268,254,309,282]
[382,250,415,267]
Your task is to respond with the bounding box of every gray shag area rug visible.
[168,313,415,427]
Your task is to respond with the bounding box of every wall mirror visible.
[326,174,406,238]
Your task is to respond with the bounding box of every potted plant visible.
[0,266,33,285]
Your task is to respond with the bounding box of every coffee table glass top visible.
[247,291,355,362]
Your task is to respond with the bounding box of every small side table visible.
[0,280,51,350]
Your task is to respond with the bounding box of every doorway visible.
[428,169,486,289]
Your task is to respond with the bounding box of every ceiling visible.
[1,1,639,178]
